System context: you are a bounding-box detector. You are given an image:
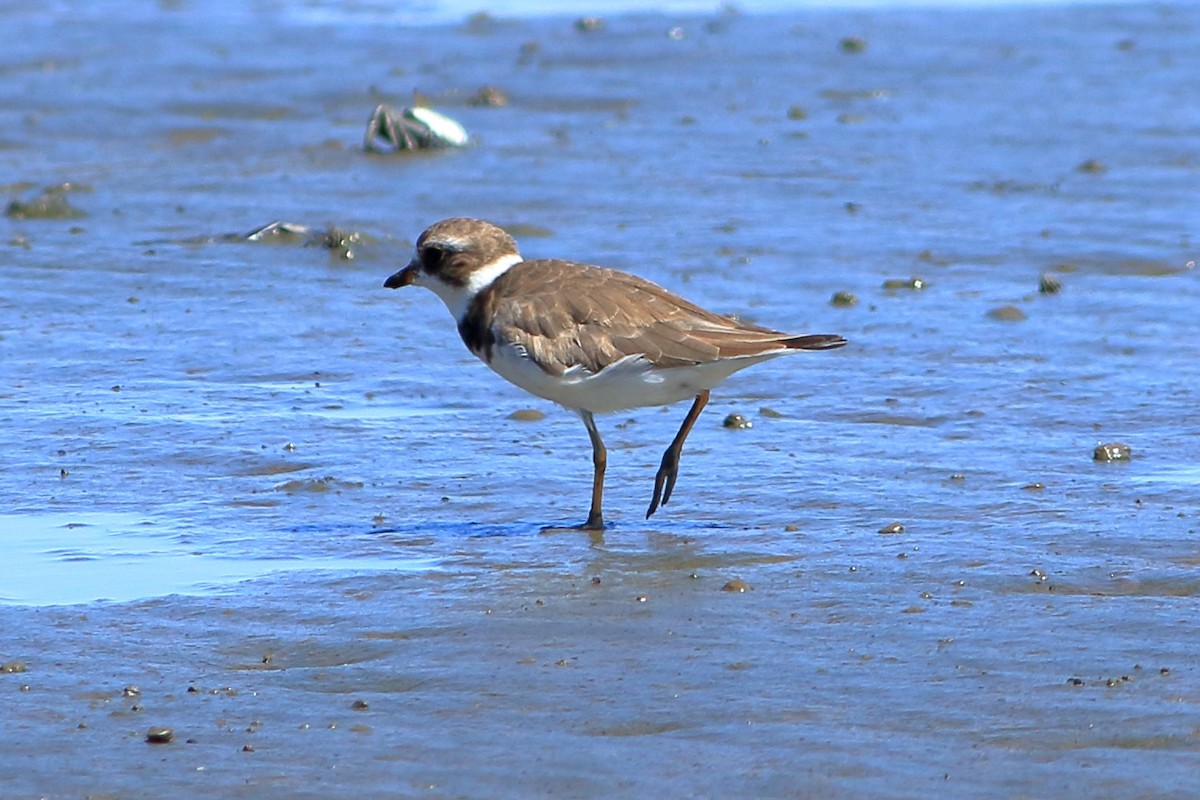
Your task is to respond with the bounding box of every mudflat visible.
[2,2,1198,797]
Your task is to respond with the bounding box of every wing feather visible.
[484,259,837,376]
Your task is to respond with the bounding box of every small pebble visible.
[722,579,752,593]
[986,305,1026,322]
[1,661,28,674]
[1022,482,1046,491]
[1093,442,1132,462]
[839,36,867,53]
[145,727,174,744]
[830,291,858,307]
[722,413,752,429]
[575,16,604,31]
[1038,274,1062,294]
[1077,158,1107,174]
[508,408,545,422]
[351,699,369,710]
[882,277,925,290]
[467,85,508,107]
[1067,677,1084,687]
[878,522,905,535]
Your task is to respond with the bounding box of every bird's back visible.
[461,259,840,377]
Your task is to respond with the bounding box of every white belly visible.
[483,342,782,414]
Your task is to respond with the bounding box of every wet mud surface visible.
[2,1,1199,797]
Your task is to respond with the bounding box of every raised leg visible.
[581,410,607,530]
[646,390,710,519]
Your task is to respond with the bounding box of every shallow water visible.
[2,0,1199,797]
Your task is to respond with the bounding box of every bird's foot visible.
[646,458,680,519]
[541,511,605,534]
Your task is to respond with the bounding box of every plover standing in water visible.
[385,218,846,529]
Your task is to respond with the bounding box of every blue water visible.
[1,1,1197,796]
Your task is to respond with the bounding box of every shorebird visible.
[385,218,845,529]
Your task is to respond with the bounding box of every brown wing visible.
[477,259,843,376]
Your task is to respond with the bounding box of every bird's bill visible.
[383,260,419,289]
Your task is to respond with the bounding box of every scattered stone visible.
[722,413,752,429]
[1038,274,1062,294]
[1021,482,1046,491]
[351,699,369,710]
[882,277,925,290]
[839,36,867,53]
[305,225,360,260]
[517,41,541,64]
[508,408,545,422]
[878,522,904,535]
[145,727,174,744]
[786,105,808,121]
[784,523,799,532]
[830,291,858,307]
[467,85,508,107]
[463,11,499,33]
[1067,677,1084,686]
[987,305,1026,322]
[575,16,605,32]
[722,578,752,593]
[123,686,140,697]
[1093,442,1132,462]
[1077,158,1107,174]
[5,188,87,220]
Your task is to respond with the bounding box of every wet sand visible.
[2,1,1199,797]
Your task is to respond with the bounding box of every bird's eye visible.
[422,246,444,270]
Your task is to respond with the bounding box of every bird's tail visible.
[781,334,848,351]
